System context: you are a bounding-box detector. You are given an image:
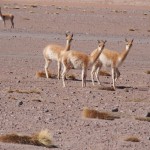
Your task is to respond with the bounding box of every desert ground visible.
[0,0,150,149]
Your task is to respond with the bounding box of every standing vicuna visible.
[91,39,134,90]
[0,7,14,28]
[61,40,106,87]
[43,33,73,79]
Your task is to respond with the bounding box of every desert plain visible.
[0,0,150,150]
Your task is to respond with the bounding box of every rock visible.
[146,112,150,117]
[17,101,23,106]
[112,108,119,112]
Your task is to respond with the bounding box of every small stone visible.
[17,101,23,106]
[112,108,119,112]
[146,112,150,117]
[17,80,20,83]
[45,109,49,113]
[125,88,129,92]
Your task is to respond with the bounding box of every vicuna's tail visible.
[0,129,57,148]
[82,107,120,120]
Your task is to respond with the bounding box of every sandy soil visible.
[0,0,150,150]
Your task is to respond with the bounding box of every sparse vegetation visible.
[124,136,140,142]
[82,107,120,120]
[99,70,111,76]
[129,29,135,31]
[145,70,150,74]
[127,98,145,102]
[66,74,76,80]
[135,117,150,122]
[98,86,115,91]
[7,89,41,94]
[35,71,56,78]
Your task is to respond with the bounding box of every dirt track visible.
[0,0,150,150]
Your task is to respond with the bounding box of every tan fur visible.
[43,33,73,79]
[0,7,14,28]
[61,40,106,87]
[91,39,133,90]
[0,129,57,148]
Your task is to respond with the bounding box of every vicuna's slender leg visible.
[11,17,14,28]
[44,59,51,78]
[91,65,97,86]
[115,68,120,81]
[62,65,69,87]
[82,68,87,87]
[95,66,102,85]
[112,67,116,90]
[57,61,61,79]
[3,19,6,27]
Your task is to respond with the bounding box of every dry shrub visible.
[8,89,40,94]
[128,98,144,102]
[135,117,150,122]
[145,70,150,74]
[30,4,38,8]
[35,71,56,78]
[98,86,115,91]
[82,107,120,120]
[66,74,76,80]
[125,136,140,142]
[129,29,135,31]
[99,70,111,76]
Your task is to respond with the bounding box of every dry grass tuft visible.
[129,28,135,31]
[127,98,145,102]
[82,107,120,120]
[144,70,150,74]
[8,89,40,94]
[124,136,140,142]
[98,86,115,91]
[99,70,111,76]
[135,117,150,122]
[30,4,38,8]
[35,71,56,78]
[66,74,76,80]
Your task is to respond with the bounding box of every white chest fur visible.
[99,53,112,67]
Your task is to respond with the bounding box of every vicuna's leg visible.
[95,67,101,85]
[3,19,6,27]
[11,17,14,28]
[95,63,102,85]
[91,65,97,86]
[44,59,51,78]
[115,68,120,81]
[111,67,116,90]
[57,61,61,80]
[82,68,87,87]
[62,65,69,87]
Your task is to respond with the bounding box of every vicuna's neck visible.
[119,46,131,63]
[89,47,103,66]
[64,40,71,51]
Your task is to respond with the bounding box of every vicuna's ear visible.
[65,33,68,37]
[97,40,100,43]
[71,33,73,37]
[104,40,107,43]
[131,39,134,43]
[125,38,128,42]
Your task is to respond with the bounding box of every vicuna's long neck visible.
[119,46,131,64]
[64,40,71,51]
[89,47,104,66]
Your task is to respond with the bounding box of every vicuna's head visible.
[65,32,73,44]
[125,39,134,50]
[97,40,107,51]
